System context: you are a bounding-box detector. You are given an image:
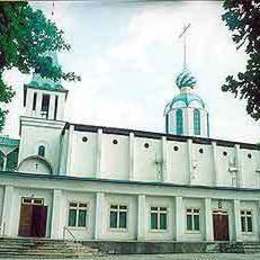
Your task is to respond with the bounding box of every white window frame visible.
[22,197,44,206]
[68,201,88,229]
[186,208,200,232]
[241,209,253,234]
[109,204,128,231]
[150,206,168,232]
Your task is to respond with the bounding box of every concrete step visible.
[0,238,101,259]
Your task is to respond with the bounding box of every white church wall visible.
[167,141,189,184]
[0,186,4,225]
[62,191,95,240]
[192,143,214,186]
[215,146,236,187]
[101,193,137,240]
[11,187,53,238]
[19,118,64,174]
[69,132,97,178]
[102,134,129,180]
[59,129,69,175]
[145,196,174,241]
[134,137,162,182]
[240,200,258,242]
[19,158,51,174]
[241,149,258,188]
[182,198,205,241]
[211,199,235,241]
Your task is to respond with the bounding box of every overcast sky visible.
[3,0,259,143]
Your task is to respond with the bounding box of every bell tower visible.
[18,52,68,175]
[23,52,68,121]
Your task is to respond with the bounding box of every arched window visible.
[38,145,45,157]
[176,109,183,135]
[194,109,201,135]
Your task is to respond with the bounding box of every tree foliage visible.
[222,0,260,120]
[0,2,80,131]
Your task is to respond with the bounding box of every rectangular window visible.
[150,206,167,230]
[68,202,87,228]
[241,210,253,233]
[41,94,50,118]
[23,88,27,107]
[109,204,127,229]
[186,208,200,231]
[54,95,58,120]
[32,92,37,111]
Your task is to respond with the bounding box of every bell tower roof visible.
[26,51,67,93]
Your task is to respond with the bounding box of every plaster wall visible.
[167,141,189,184]
[134,137,161,182]
[241,149,259,188]
[102,134,129,180]
[10,187,52,238]
[62,191,95,240]
[182,198,205,241]
[191,143,214,186]
[101,193,137,240]
[240,200,258,241]
[0,186,3,222]
[18,118,64,174]
[70,132,97,178]
[145,196,174,241]
[215,146,236,187]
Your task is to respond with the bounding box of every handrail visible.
[63,226,77,242]
[0,222,5,237]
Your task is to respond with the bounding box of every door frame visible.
[212,209,230,241]
[18,197,47,238]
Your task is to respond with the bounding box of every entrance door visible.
[18,198,47,238]
[213,210,229,241]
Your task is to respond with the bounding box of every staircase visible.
[243,242,260,254]
[0,238,101,258]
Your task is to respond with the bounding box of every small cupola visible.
[164,68,210,137]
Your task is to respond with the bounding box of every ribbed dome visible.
[176,68,196,89]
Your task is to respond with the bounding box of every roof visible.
[63,122,260,150]
[0,136,20,147]
[164,92,206,113]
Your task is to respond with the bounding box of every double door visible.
[18,198,47,238]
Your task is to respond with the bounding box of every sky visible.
[3,0,260,143]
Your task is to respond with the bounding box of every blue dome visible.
[176,68,196,89]
[164,92,205,114]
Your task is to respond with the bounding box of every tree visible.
[0,2,80,131]
[222,0,260,120]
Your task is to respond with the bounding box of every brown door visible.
[31,205,48,237]
[18,200,47,238]
[18,204,33,237]
[213,211,229,241]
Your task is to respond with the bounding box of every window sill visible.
[67,226,88,231]
[109,228,128,233]
[149,229,168,233]
[185,230,201,234]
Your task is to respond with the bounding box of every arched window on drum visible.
[176,109,183,135]
[38,145,45,157]
[194,109,201,135]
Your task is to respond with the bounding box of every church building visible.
[0,51,260,244]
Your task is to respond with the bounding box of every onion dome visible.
[176,68,196,89]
